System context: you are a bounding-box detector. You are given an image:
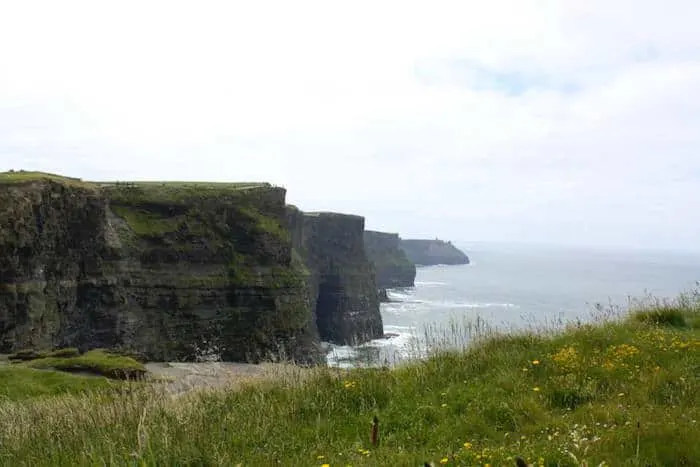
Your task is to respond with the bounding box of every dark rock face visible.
[0,177,321,364]
[378,288,390,303]
[400,239,470,266]
[363,230,416,288]
[287,208,383,345]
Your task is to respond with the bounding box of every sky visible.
[1,1,699,251]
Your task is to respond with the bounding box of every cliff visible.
[363,230,416,288]
[400,238,470,266]
[287,207,383,345]
[0,171,321,363]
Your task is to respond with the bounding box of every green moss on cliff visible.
[240,206,291,243]
[110,205,182,236]
[291,249,310,277]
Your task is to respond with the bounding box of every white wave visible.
[416,300,519,309]
[366,327,416,348]
[325,344,359,368]
[386,291,424,303]
[461,302,519,309]
[414,281,448,286]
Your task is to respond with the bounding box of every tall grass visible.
[0,292,698,466]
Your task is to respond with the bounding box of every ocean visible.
[326,242,700,368]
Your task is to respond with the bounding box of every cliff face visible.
[400,239,470,266]
[0,174,321,363]
[363,230,416,288]
[287,208,383,345]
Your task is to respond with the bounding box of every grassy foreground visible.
[0,366,118,402]
[0,298,698,466]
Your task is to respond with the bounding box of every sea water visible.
[326,242,700,368]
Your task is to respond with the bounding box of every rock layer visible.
[0,174,321,363]
[363,230,416,288]
[400,239,470,266]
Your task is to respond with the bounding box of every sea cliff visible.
[288,208,383,345]
[0,171,383,363]
[363,230,416,288]
[400,238,470,266]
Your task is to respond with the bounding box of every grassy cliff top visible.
[0,294,697,465]
[103,181,280,207]
[1,170,281,208]
[97,180,269,189]
[305,211,364,219]
[0,170,93,188]
[0,170,273,192]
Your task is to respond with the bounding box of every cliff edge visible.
[400,238,470,266]
[363,230,416,288]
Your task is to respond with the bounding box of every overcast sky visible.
[1,1,699,251]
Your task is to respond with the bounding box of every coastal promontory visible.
[400,238,470,266]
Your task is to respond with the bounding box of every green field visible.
[0,294,697,466]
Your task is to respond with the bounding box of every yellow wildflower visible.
[440,457,449,464]
[463,442,473,449]
[533,387,541,392]
[552,346,580,372]
[532,360,541,365]
[601,360,615,371]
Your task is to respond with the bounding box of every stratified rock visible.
[363,230,416,288]
[400,238,470,266]
[287,207,383,345]
[0,172,321,364]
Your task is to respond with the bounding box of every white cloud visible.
[1,0,699,250]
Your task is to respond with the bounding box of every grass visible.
[0,296,697,466]
[103,181,276,207]
[110,205,182,236]
[20,349,147,380]
[0,366,118,401]
[0,170,94,188]
[8,347,81,361]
